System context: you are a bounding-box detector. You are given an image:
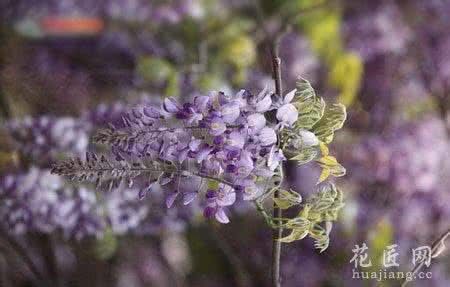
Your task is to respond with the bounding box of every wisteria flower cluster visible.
[0,167,148,239]
[5,116,90,162]
[52,78,347,250]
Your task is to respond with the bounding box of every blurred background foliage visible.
[0,0,449,286]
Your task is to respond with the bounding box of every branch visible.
[401,228,450,287]
[51,156,236,189]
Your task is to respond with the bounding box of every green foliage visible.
[311,103,347,144]
[329,53,363,106]
[276,183,344,252]
[256,78,347,250]
[293,78,326,129]
[273,189,302,210]
[94,228,118,260]
[298,5,363,106]
[289,146,318,164]
[282,78,346,182]
[136,56,173,83]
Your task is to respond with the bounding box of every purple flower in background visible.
[0,168,148,239]
[5,116,90,161]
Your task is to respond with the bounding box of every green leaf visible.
[311,103,347,143]
[294,78,325,129]
[290,146,318,164]
[278,229,309,243]
[273,189,302,210]
[308,184,344,221]
[316,155,346,180]
[282,216,311,230]
[317,168,330,184]
[309,226,330,253]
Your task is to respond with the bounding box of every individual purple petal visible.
[205,189,217,199]
[284,89,297,104]
[227,150,240,160]
[196,145,213,163]
[241,181,261,201]
[189,138,202,151]
[255,95,272,112]
[299,130,319,146]
[258,127,277,146]
[186,112,203,125]
[247,113,266,133]
[233,90,248,108]
[143,107,161,118]
[165,192,178,208]
[194,96,210,112]
[140,117,154,126]
[213,136,224,146]
[132,108,143,118]
[215,208,230,224]
[276,104,298,126]
[159,175,173,186]
[182,192,197,205]
[226,131,245,149]
[226,164,238,173]
[209,118,226,136]
[138,189,148,200]
[267,146,286,171]
[216,187,236,206]
[220,102,240,124]
[178,148,189,163]
[203,206,216,218]
[163,98,181,114]
[235,152,254,178]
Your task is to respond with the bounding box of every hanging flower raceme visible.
[5,116,90,162]
[0,167,148,239]
[52,78,347,251]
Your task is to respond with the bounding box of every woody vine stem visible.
[270,39,283,287]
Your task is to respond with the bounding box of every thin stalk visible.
[270,40,283,287]
[401,229,450,287]
[98,166,235,188]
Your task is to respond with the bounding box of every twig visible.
[269,38,284,287]
[401,229,450,287]
[252,1,286,285]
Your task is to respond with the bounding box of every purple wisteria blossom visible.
[5,116,90,162]
[56,87,304,224]
[0,167,148,239]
